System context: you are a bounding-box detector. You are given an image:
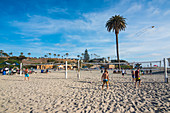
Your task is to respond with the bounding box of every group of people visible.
[101,68,141,90]
[1,67,19,75]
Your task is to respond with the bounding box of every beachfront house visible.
[89,58,106,63]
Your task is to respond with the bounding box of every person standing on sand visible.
[122,69,125,77]
[131,69,135,82]
[101,69,109,90]
[135,68,141,87]
[24,68,29,81]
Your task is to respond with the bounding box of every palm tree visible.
[44,55,48,58]
[28,53,31,57]
[65,53,69,59]
[62,56,63,59]
[0,50,3,57]
[20,52,24,56]
[106,15,127,70]
[77,55,80,60]
[54,54,56,58]
[48,53,51,58]
[57,54,60,58]
[9,52,13,57]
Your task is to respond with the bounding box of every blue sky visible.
[0,0,170,62]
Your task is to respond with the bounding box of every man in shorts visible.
[25,68,29,81]
[101,69,109,90]
[135,68,141,87]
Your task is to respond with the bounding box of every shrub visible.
[47,59,56,62]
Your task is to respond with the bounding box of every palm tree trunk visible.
[116,33,121,71]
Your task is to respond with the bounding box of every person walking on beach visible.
[131,69,135,82]
[135,68,141,87]
[122,69,125,77]
[24,68,29,81]
[101,69,109,90]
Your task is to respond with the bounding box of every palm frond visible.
[106,15,127,34]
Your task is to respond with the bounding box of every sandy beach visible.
[0,70,169,113]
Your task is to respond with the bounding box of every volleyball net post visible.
[20,63,22,76]
[77,60,80,79]
[164,58,168,83]
[65,61,67,79]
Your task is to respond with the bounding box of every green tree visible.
[7,59,20,64]
[48,53,51,58]
[18,55,26,61]
[44,55,48,58]
[57,54,60,58]
[20,52,24,56]
[77,55,80,59]
[55,61,59,63]
[9,52,13,57]
[2,53,9,57]
[65,53,69,58]
[84,49,90,62]
[54,54,56,58]
[106,15,127,70]
[67,61,71,64]
[9,56,18,60]
[47,59,55,62]
[28,53,31,57]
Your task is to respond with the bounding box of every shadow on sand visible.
[75,80,164,84]
[66,86,98,90]
[32,77,67,80]
[1,79,23,81]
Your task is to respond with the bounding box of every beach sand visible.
[0,70,169,112]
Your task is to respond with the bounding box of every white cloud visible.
[164,10,170,16]
[11,15,95,37]
[48,7,68,14]
[54,43,76,47]
[124,4,142,14]
[152,8,160,15]
[147,7,160,15]
[25,38,41,41]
